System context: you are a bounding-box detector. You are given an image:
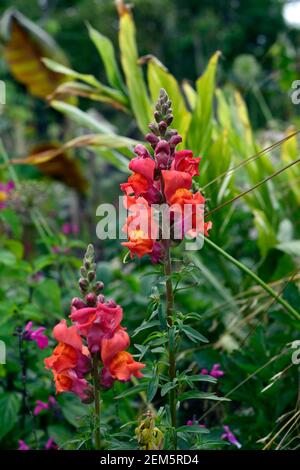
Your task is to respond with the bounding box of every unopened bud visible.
[71,297,86,310]
[86,293,97,306]
[97,294,105,304]
[95,281,104,293]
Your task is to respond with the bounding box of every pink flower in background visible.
[18,440,30,450]
[186,419,206,428]
[23,322,48,349]
[45,438,58,450]
[0,181,14,209]
[62,223,79,235]
[34,400,49,415]
[221,425,242,448]
[34,396,58,416]
[201,363,224,379]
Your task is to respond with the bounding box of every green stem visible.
[164,243,177,449]
[92,354,101,450]
[204,237,300,321]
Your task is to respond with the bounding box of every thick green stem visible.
[204,237,300,321]
[92,354,101,450]
[164,243,177,449]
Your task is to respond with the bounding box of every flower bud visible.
[134,144,151,159]
[145,133,159,147]
[79,278,88,292]
[155,140,171,169]
[71,297,86,310]
[86,292,97,306]
[97,294,105,304]
[158,120,167,135]
[170,134,182,147]
[106,299,117,308]
[95,281,104,293]
[87,271,95,282]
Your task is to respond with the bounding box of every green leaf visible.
[277,240,300,258]
[60,395,90,428]
[132,320,160,337]
[177,425,209,434]
[161,381,177,397]
[88,24,127,94]
[118,9,152,132]
[50,101,115,134]
[0,393,21,440]
[0,209,22,238]
[44,58,127,107]
[4,240,23,260]
[178,391,230,402]
[182,325,209,343]
[147,371,159,402]
[253,209,277,257]
[0,250,17,266]
[187,51,220,154]
[115,383,147,399]
[32,279,62,317]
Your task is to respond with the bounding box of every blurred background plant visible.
[0,0,300,451]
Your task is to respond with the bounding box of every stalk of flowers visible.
[120,89,212,449]
[44,244,145,449]
[120,88,212,262]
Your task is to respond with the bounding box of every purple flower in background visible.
[221,425,242,448]
[34,396,58,415]
[62,223,79,235]
[45,438,58,450]
[186,419,206,428]
[0,181,14,209]
[18,440,30,450]
[210,363,224,378]
[201,363,224,379]
[34,400,49,415]
[23,322,48,349]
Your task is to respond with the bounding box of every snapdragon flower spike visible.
[45,244,145,399]
[121,88,212,263]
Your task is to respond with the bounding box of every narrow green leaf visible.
[118,10,152,132]
[187,51,220,154]
[177,425,209,434]
[178,391,230,402]
[88,24,127,94]
[182,325,209,343]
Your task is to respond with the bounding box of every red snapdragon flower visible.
[44,320,91,400]
[120,89,212,263]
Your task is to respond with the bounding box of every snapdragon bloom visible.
[201,363,224,379]
[0,181,14,209]
[23,322,48,349]
[44,320,91,400]
[221,425,242,448]
[120,89,212,263]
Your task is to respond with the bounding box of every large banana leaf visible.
[0,9,70,99]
